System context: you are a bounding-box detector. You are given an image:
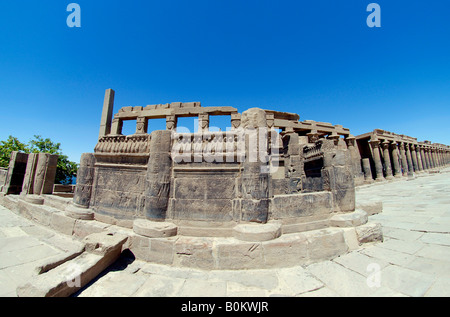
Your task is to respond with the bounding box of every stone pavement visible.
[1,168,450,297]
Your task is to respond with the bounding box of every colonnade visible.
[365,135,450,181]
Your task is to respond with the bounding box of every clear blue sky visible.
[1,1,449,163]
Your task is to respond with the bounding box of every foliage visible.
[0,136,29,168]
[0,135,78,184]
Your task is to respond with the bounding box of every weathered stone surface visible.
[330,210,368,228]
[128,235,175,265]
[270,192,333,219]
[356,200,383,216]
[2,151,28,195]
[65,204,94,220]
[133,218,177,238]
[233,221,281,242]
[355,222,383,244]
[16,232,127,297]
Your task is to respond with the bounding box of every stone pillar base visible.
[133,219,178,238]
[65,203,94,220]
[23,194,44,205]
[233,221,282,242]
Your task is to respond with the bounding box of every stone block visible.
[65,203,94,220]
[304,228,349,262]
[356,200,383,216]
[261,233,308,267]
[133,218,177,238]
[174,237,215,270]
[50,212,76,236]
[72,219,111,239]
[170,198,234,222]
[270,192,333,219]
[330,210,368,228]
[129,235,175,265]
[17,232,126,297]
[215,239,264,269]
[232,221,281,242]
[355,222,383,244]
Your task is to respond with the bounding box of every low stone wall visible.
[0,193,382,270]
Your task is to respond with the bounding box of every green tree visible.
[0,135,78,185]
[28,135,78,185]
[0,135,29,168]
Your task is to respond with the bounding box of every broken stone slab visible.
[133,218,178,238]
[82,231,128,255]
[356,200,383,216]
[64,203,94,220]
[355,222,383,244]
[16,232,128,297]
[329,210,368,228]
[232,221,282,242]
[34,245,85,274]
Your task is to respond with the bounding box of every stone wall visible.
[70,89,364,235]
[0,167,8,192]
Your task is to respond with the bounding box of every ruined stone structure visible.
[0,152,58,202]
[60,89,379,269]
[1,89,449,272]
[71,89,364,228]
[356,129,450,182]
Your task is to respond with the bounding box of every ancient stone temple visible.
[64,89,380,269]
[356,129,450,182]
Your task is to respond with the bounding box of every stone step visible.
[16,232,128,297]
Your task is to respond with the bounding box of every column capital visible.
[369,135,380,147]
[381,140,390,149]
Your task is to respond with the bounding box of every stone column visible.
[144,130,172,221]
[405,144,414,176]
[66,153,96,220]
[369,137,384,181]
[399,142,409,176]
[425,148,434,169]
[306,129,320,143]
[322,138,356,212]
[33,153,58,195]
[432,149,439,168]
[1,151,29,195]
[136,116,148,134]
[239,108,270,223]
[438,149,444,166]
[99,89,115,139]
[390,142,402,177]
[198,113,209,133]
[361,158,373,181]
[72,153,96,208]
[420,146,428,170]
[110,117,123,135]
[381,141,393,179]
[345,135,364,185]
[21,153,38,196]
[415,145,423,171]
[166,115,177,131]
[410,144,419,172]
